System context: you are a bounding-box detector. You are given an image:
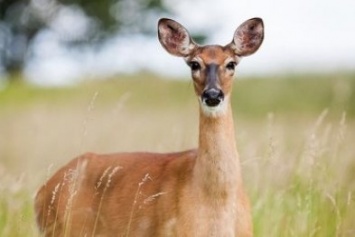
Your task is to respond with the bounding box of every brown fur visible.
[35,17,264,237]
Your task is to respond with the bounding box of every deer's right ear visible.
[158,18,197,57]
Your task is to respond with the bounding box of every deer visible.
[34,17,264,237]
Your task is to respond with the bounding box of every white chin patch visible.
[199,96,229,118]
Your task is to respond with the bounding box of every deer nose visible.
[201,88,224,107]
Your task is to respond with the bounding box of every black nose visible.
[202,89,224,107]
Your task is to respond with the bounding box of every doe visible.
[35,17,264,237]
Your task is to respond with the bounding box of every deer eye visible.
[226,62,236,70]
[188,61,201,71]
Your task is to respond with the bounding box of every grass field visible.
[0,73,354,236]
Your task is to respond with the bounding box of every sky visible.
[24,0,355,85]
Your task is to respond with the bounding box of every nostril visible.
[202,89,224,107]
[217,90,224,99]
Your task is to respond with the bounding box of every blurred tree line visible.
[0,0,169,79]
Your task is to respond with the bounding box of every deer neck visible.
[194,102,242,201]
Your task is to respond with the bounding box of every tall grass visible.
[0,73,354,236]
[240,111,355,236]
[0,170,37,236]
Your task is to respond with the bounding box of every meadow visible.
[0,72,354,236]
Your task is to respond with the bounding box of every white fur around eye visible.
[192,70,201,78]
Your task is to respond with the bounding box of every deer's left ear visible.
[228,18,264,56]
[158,18,197,57]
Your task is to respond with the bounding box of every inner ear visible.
[229,18,264,56]
[158,18,197,57]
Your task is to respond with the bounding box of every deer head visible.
[158,18,264,117]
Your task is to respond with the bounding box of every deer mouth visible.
[200,94,228,118]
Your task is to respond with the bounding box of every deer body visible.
[35,18,264,237]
